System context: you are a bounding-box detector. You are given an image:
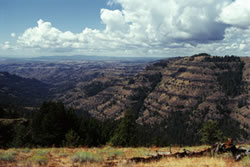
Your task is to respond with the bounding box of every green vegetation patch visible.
[19,148,31,153]
[35,149,50,156]
[71,151,102,163]
[0,151,16,162]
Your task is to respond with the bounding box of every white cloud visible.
[18,19,79,49]
[0,41,19,51]
[2,0,250,57]
[109,0,232,43]
[2,41,11,49]
[195,26,250,56]
[11,33,16,38]
[239,43,246,50]
[101,9,129,33]
[218,0,250,28]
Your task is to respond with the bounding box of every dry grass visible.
[132,157,241,167]
[0,146,249,167]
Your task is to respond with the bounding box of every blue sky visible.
[1,0,250,57]
[0,0,112,42]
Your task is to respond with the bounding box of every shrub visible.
[70,151,102,163]
[35,149,50,156]
[20,148,30,153]
[0,151,16,162]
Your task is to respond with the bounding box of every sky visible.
[1,0,250,57]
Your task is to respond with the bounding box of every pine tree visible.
[63,129,80,147]
[110,109,137,147]
[31,101,78,146]
[200,120,223,145]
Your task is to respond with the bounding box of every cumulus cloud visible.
[101,9,128,33]
[109,0,232,43]
[218,0,250,28]
[2,41,11,50]
[11,33,16,38]
[17,19,133,55]
[18,19,78,49]
[2,0,250,57]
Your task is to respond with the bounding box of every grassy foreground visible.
[0,146,249,167]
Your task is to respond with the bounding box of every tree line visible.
[0,101,248,148]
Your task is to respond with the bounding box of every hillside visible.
[0,55,249,135]
[55,55,249,135]
[134,54,250,142]
[0,72,49,106]
[138,55,249,124]
[53,54,250,139]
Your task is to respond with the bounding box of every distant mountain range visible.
[0,55,163,63]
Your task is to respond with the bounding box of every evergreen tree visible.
[110,109,137,147]
[164,111,196,145]
[63,129,80,147]
[0,106,5,118]
[31,101,78,146]
[99,119,117,145]
[12,124,32,147]
[0,122,15,148]
[78,117,102,147]
[200,120,223,145]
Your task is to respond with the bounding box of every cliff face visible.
[233,57,250,134]
[136,55,249,133]
[138,56,244,121]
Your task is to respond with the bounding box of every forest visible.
[0,101,247,148]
